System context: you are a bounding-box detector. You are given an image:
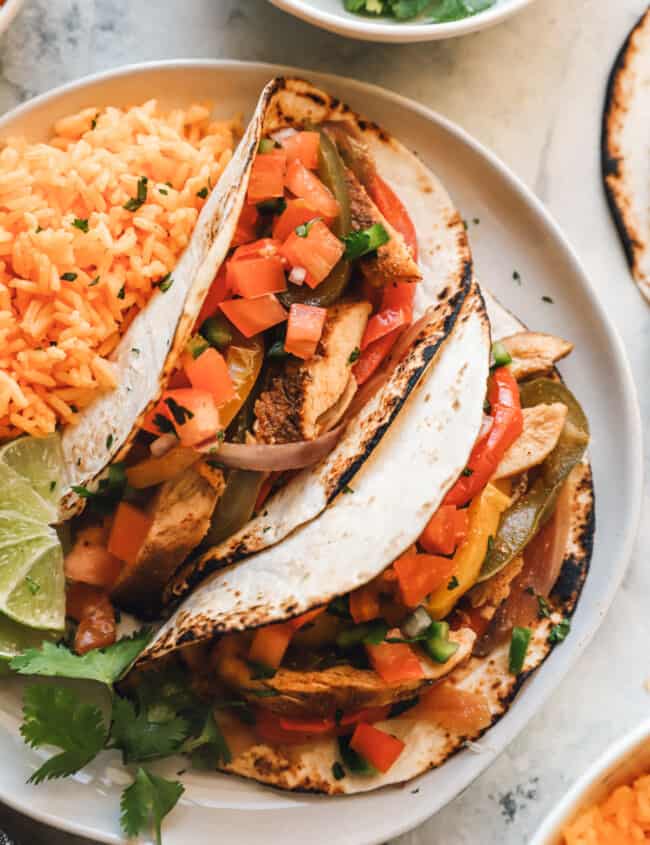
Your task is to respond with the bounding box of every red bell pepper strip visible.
[444,366,523,507]
[196,266,229,327]
[360,307,408,351]
[367,173,418,261]
[419,505,468,556]
[349,722,405,773]
[352,328,400,386]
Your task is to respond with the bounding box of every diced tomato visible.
[360,308,408,351]
[272,198,321,242]
[247,150,286,203]
[185,347,236,407]
[196,266,230,327]
[381,282,415,322]
[107,501,152,566]
[232,238,284,262]
[278,716,335,734]
[74,594,116,655]
[285,159,340,219]
[339,705,391,728]
[349,584,381,624]
[167,369,191,390]
[281,131,320,170]
[367,172,418,261]
[66,582,106,622]
[220,295,287,338]
[232,203,259,247]
[248,621,294,669]
[284,303,327,359]
[64,543,122,589]
[248,607,324,670]
[352,328,400,386]
[393,550,457,607]
[349,722,405,774]
[415,681,492,734]
[280,220,344,289]
[444,367,523,507]
[159,388,221,447]
[254,708,321,746]
[366,639,424,684]
[226,256,287,299]
[141,397,172,435]
[419,505,461,556]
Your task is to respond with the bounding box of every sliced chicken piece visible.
[111,462,225,617]
[501,332,573,381]
[345,169,421,287]
[468,555,524,612]
[237,628,475,719]
[492,403,568,480]
[254,300,371,444]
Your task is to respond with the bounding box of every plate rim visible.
[267,0,536,43]
[0,58,642,845]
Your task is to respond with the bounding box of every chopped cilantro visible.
[106,433,113,450]
[295,218,319,238]
[447,576,459,590]
[157,273,173,293]
[117,285,125,300]
[25,575,40,595]
[247,660,276,680]
[89,276,100,286]
[72,218,89,233]
[342,484,354,494]
[513,270,521,284]
[61,272,77,282]
[49,480,57,492]
[123,176,148,212]
[537,595,551,619]
[549,618,571,644]
[462,467,474,477]
[196,186,209,199]
[332,762,345,780]
[120,767,184,845]
[343,223,389,260]
[348,347,361,364]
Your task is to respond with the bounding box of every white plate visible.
[530,718,650,845]
[0,0,23,36]
[0,61,641,845]
[268,0,536,43]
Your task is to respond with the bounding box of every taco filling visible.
[62,120,435,634]
[131,330,589,786]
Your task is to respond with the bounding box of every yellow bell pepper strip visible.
[428,483,511,620]
[126,446,199,490]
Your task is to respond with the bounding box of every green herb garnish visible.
[343,223,389,260]
[491,340,512,368]
[295,218,319,238]
[61,272,77,282]
[348,347,361,364]
[157,273,173,292]
[509,626,532,675]
[72,218,89,233]
[549,618,571,644]
[196,187,209,199]
[124,176,148,212]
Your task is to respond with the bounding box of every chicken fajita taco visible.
[128,289,593,794]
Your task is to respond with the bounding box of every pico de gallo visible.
[61,123,425,648]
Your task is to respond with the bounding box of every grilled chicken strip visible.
[345,169,421,287]
[254,300,371,444]
[214,628,475,719]
[111,462,225,617]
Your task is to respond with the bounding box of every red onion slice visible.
[195,423,345,471]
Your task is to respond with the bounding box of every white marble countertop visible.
[0,0,647,843]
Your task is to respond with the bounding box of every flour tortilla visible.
[57,101,262,520]
[134,292,594,795]
[602,7,650,303]
[164,76,472,604]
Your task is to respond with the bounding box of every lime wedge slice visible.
[0,611,57,660]
[0,433,64,510]
[0,532,65,630]
[0,464,57,526]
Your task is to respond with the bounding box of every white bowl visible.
[268,0,536,42]
[0,0,23,36]
[531,719,650,845]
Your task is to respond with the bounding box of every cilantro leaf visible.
[11,629,152,686]
[120,767,184,845]
[343,223,389,260]
[181,710,231,769]
[20,685,107,784]
[110,695,189,763]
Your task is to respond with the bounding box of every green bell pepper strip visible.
[279,130,352,308]
[509,626,532,675]
[478,378,590,582]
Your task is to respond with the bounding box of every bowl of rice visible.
[0,95,240,440]
[530,718,650,845]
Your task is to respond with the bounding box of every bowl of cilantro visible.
[268,0,536,42]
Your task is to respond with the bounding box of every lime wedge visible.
[0,433,63,510]
[0,434,66,634]
[0,611,57,660]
